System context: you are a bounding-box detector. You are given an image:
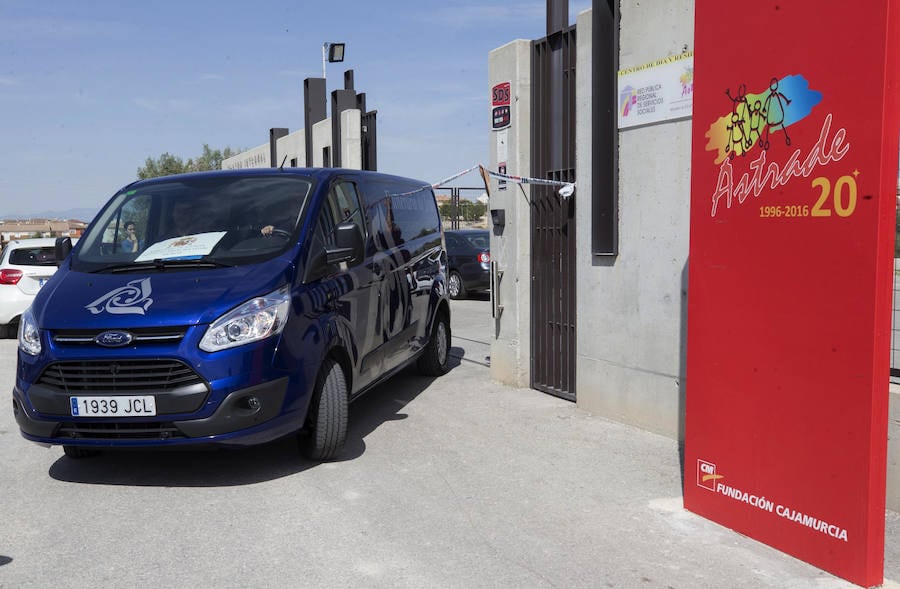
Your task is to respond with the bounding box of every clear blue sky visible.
[0,0,590,218]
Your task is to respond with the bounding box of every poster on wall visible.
[617,52,693,129]
[684,1,899,586]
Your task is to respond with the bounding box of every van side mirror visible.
[325,222,364,266]
[306,222,365,283]
[54,236,72,265]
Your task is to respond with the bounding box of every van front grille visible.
[51,326,187,346]
[57,421,184,440]
[37,360,205,393]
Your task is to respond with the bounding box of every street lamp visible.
[322,42,346,79]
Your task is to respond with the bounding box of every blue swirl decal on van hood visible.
[86,278,154,315]
[32,263,293,329]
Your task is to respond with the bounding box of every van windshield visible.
[72,174,314,273]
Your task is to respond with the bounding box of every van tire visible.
[298,358,348,461]
[63,446,100,459]
[417,312,450,376]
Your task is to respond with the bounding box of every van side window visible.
[103,194,151,255]
[369,186,440,253]
[310,181,365,266]
[332,182,365,234]
[370,198,401,252]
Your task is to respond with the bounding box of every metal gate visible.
[531,23,577,402]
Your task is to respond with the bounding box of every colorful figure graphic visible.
[680,67,694,97]
[725,84,752,158]
[704,74,822,164]
[760,77,793,148]
[620,85,638,117]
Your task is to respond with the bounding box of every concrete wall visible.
[221,109,362,170]
[276,131,305,167]
[312,120,331,168]
[222,144,269,170]
[487,40,532,389]
[575,2,694,439]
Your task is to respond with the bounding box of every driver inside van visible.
[259,201,300,238]
[167,199,218,238]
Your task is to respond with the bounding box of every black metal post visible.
[303,78,327,167]
[269,128,288,167]
[591,0,619,255]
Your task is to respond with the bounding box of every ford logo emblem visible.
[94,330,134,347]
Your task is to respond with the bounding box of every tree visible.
[186,144,238,173]
[463,201,486,222]
[137,152,188,179]
[438,200,487,223]
[137,145,239,179]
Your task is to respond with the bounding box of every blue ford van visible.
[12,168,451,460]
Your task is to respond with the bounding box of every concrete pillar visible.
[488,40,532,388]
[312,120,331,167]
[341,109,362,170]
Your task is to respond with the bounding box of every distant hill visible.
[0,207,98,223]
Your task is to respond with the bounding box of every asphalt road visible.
[1,295,898,588]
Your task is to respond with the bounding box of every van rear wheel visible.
[417,312,450,376]
[298,358,348,461]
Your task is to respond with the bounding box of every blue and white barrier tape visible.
[432,165,575,198]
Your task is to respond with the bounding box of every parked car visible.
[0,238,74,338]
[12,168,451,461]
[444,229,490,299]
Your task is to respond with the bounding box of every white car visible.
[0,238,71,338]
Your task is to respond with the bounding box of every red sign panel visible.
[492,82,511,130]
[684,1,900,586]
[492,82,510,106]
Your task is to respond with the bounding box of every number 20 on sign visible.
[759,173,859,219]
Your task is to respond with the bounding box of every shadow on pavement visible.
[47,357,463,488]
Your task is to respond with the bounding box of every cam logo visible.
[697,459,724,491]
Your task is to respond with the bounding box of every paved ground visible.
[0,295,898,588]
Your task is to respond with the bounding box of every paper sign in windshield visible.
[135,232,226,262]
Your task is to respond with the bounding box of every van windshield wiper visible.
[95,258,234,273]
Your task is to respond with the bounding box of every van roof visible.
[128,168,431,192]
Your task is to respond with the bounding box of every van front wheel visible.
[298,359,348,461]
[417,312,450,376]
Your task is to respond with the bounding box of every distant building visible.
[0,219,87,244]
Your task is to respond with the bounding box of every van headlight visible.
[199,287,291,352]
[18,307,41,356]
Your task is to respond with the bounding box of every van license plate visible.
[70,396,157,417]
